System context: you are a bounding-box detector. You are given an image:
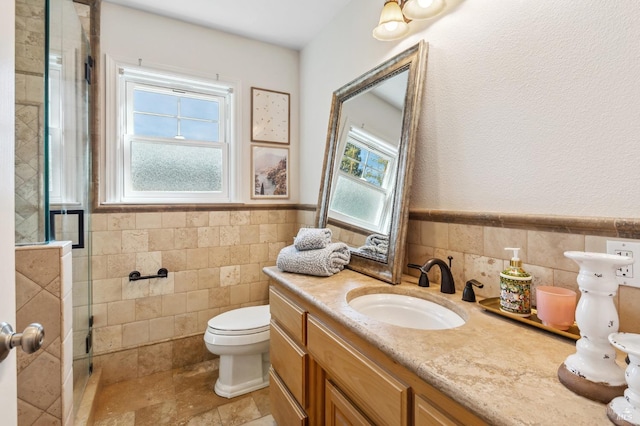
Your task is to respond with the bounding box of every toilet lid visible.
[207,305,270,336]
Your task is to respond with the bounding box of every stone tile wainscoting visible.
[91,209,299,386]
[15,0,46,244]
[15,241,74,426]
[405,212,640,334]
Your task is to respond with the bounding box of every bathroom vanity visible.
[265,266,609,425]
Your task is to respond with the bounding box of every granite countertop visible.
[263,266,612,426]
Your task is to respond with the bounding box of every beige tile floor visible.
[93,359,275,425]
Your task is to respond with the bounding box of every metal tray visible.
[478,297,580,340]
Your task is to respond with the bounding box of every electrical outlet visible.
[606,240,640,288]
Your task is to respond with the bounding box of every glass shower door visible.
[47,0,93,417]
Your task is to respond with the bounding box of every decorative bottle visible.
[499,248,532,317]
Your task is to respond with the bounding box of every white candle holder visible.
[607,332,640,425]
[558,251,633,403]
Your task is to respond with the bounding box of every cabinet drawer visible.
[269,368,308,426]
[271,320,308,407]
[307,316,409,426]
[270,287,306,344]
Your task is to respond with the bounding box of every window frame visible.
[103,56,239,205]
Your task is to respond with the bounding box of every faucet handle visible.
[407,264,429,287]
[462,279,484,302]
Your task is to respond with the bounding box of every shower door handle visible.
[0,322,45,363]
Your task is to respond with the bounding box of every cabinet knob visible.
[0,322,45,362]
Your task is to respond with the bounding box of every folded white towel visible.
[294,227,332,251]
[276,242,350,277]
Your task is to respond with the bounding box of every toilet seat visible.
[207,305,270,336]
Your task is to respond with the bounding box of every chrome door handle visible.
[0,322,45,362]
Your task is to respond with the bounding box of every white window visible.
[329,125,398,234]
[105,59,237,204]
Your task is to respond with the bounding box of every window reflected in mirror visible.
[330,126,397,235]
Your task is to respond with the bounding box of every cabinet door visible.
[307,316,409,426]
[325,380,373,426]
[414,394,457,426]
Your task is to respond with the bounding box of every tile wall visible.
[15,241,73,426]
[15,0,46,244]
[91,209,299,385]
[405,219,640,334]
[88,208,640,386]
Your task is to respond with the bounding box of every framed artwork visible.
[251,87,290,144]
[251,145,289,199]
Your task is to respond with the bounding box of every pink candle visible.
[535,286,577,331]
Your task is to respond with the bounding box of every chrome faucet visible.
[414,258,456,294]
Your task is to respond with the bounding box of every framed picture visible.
[251,87,290,144]
[251,145,289,199]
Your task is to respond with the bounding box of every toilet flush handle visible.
[0,322,45,362]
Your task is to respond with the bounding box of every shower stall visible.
[15,0,93,419]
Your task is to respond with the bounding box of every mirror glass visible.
[317,41,428,284]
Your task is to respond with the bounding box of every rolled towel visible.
[365,233,389,247]
[277,242,351,277]
[358,243,388,256]
[294,227,332,251]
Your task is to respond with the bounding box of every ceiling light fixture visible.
[373,0,410,41]
[372,0,446,41]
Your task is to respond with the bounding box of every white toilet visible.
[203,305,271,398]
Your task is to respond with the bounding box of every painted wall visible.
[100,2,300,203]
[301,0,640,218]
[0,0,17,419]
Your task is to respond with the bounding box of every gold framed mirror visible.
[316,41,428,284]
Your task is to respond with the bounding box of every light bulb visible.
[402,0,445,20]
[384,21,399,32]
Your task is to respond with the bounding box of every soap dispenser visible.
[499,248,532,317]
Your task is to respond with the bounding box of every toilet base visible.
[214,352,270,398]
[214,373,269,398]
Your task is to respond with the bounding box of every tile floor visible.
[93,359,275,425]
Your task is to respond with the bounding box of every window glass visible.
[181,119,219,142]
[131,140,222,192]
[339,139,391,188]
[181,97,218,120]
[133,113,177,138]
[330,175,385,224]
[133,89,177,115]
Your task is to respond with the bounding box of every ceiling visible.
[104,0,354,50]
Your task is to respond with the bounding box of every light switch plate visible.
[606,240,640,288]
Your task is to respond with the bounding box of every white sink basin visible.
[348,293,465,330]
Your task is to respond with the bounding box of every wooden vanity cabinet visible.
[269,283,487,426]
